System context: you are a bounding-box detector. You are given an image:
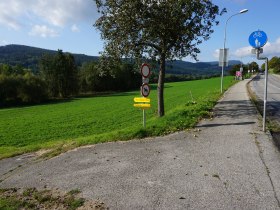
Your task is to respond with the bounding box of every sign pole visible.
[256,48,268,132]
[263,57,269,131]
[143,109,146,128]
[221,58,224,93]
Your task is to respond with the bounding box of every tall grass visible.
[0,77,236,159]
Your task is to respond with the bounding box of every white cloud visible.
[262,38,280,57]
[0,40,8,46]
[0,0,26,30]
[232,46,252,58]
[0,0,98,30]
[31,0,96,27]
[71,24,80,32]
[29,25,59,38]
[213,49,220,59]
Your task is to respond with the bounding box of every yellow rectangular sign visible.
[134,97,150,103]
[134,103,151,108]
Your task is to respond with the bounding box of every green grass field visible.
[0,77,236,159]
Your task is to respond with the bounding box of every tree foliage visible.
[249,61,259,72]
[0,63,48,106]
[94,0,225,116]
[229,61,260,76]
[261,63,265,71]
[229,64,248,76]
[260,57,280,73]
[40,50,78,98]
[79,57,141,92]
[268,56,280,74]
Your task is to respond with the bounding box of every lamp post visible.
[221,9,248,93]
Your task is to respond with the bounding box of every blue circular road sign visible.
[248,30,268,48]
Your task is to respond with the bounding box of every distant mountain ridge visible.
[0,44,99,72]
[0,44,239,75]
[165,59,240,75]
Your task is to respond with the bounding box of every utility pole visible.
[219,9,248,93]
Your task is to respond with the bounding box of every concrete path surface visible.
[1,80,280,209]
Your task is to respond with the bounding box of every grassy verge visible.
[0,77,237,159]
[0,188,107,210]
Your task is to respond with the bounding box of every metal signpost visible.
[133,63,151,128]
[249,30,268,131]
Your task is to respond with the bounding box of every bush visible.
[18,74,48,103]
[0,74,20,104]
[0,74,48,106]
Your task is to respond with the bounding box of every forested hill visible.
[165,60,240,75]
[0,44,99,72]
[0,44,240,75]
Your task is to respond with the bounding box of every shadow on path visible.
[213,100,257,119]
[197,121,255,128]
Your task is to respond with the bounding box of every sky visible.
[0,0,280,65]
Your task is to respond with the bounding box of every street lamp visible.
[220,9,248,93]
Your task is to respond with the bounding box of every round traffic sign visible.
[141,63,151,78]
[248,30,268,48]
[141,83,150,97]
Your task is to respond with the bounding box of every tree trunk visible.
[157,54,166,117]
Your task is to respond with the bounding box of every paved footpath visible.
[1,80,280,209]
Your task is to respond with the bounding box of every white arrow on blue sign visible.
[248,30,268,48]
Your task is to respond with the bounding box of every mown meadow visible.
[0,76,236,159]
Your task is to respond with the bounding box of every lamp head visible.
[239,9,248,14]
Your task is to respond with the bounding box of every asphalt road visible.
[1,80,280,209]
[250,74,280,124]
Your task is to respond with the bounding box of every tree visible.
[0,74,19,104]
[249,61,259,72]
[229,64,241,76]
[113,62,141,91]
[40,50,78,98]
[229,64,248,76]
[0,64,13,75]
[40,53,59,97]
[261,63,265,71]
[79,61,100,92]
[0,70,48,106]
[59,52,78,97]
[18,73,48,103]
[94,0,225,117]
[268,56,280,74]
